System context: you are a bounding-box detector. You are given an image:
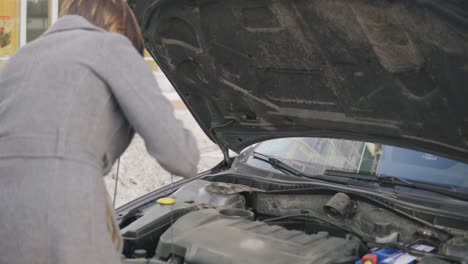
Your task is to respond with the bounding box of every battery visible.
[355,243,437,264]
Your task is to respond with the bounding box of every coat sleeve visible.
[94,33,199,177]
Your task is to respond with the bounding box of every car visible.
[118,0,468,263]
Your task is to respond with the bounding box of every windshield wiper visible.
[251,153,468,201]
[324,170,468,201]
[251,152,350,184]
[252,152,304,176]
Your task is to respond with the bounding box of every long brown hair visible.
[60,0,144,55]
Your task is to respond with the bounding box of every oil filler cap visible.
[157,197,176,205]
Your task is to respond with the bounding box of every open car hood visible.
[131,0,468,162]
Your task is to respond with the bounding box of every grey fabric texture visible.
[0,15,199,263]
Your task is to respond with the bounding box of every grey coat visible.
[0,15,199,263]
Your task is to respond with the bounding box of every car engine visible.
[155,209,360,264]
[119,180,468,264]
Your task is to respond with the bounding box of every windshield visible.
[238,137,468,188]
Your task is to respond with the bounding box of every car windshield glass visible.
[239,138,468,188]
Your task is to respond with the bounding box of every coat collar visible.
[42,15,106,37]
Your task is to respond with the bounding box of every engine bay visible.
[119,179,468,264]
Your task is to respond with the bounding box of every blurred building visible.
[0,0,158,70]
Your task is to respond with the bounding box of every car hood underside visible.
[130,0,468,162]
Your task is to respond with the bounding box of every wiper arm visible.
[252,152,304,176]
[324,170,468,201]
[251,152,350,185]
[378,175,414,185]
[323,171,412,185]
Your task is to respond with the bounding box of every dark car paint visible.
[116,3,468,261]
[130,0,468,164]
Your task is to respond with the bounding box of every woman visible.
[0,0,199,263]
